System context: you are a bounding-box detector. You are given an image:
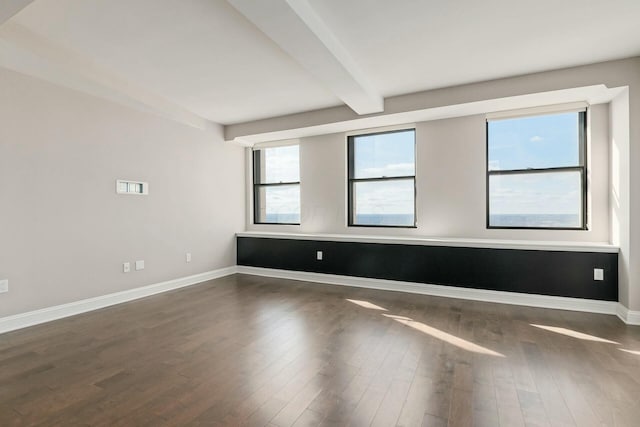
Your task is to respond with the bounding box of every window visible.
[486,109,587,229]
[253,145,300,224]
[348,129,416,227]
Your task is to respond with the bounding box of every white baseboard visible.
[3,265,636,334]
[616,304,640,325]
[237,266,633,321]
[0,266,238,334]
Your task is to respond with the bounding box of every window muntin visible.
[253,145,300,225]
[487,110,587,229]
[348,129,416,227]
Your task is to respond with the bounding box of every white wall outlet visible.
[186,253,192,263]
[123,262,131,273]
[594,268,604,281]
[135,260,145,271]
[316,250,323,261]
[0,279,8,293]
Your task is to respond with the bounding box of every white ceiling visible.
[310,0,640,97]
[5,0,640,126]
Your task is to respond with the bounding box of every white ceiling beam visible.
[0,22,221,132]
[224,57,640,144]
[0,0,35,26]
[227,0,384,115]
[225,84,625,145]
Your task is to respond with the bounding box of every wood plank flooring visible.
[1,273,640,426]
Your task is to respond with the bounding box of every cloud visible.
[530,135,544,142]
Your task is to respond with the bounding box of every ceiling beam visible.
[0,0,35,26]
[0,22,220,132]
[227,0,383,115]
[224,57,640,144]
[227,85,622,145]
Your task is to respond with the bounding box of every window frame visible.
[485,110,588,230]
[252,147,301,225]
[347,128,417,228]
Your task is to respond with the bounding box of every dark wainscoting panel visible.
[237,237,618,301]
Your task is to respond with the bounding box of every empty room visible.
[2,0,640,426]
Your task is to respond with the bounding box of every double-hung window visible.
[486,108,587,229]
[348,129,416,227]
[253,145,300,225]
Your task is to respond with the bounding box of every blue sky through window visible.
[488,112,583,226]
[488,112,580,171]
[260,145,300,223]
[260,114,582,227]
[264,145,299,183]
[352,130,415,225]
[353,130,415,179]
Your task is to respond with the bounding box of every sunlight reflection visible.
[530,324,619,344]
[620,349,640,356]
[346,299,388,311]
[383,314,504,357]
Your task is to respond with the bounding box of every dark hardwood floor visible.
[1,273,639,426]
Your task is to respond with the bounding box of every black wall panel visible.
[237,237,618,301]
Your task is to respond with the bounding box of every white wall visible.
[610,90,631,308]
[240,57,640,313]
[248,104,610,243]
[0,69,245,317]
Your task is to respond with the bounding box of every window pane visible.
[260,145,299,183]
[489,171,582,228]
[353,179,414,226]
[488,112,581,171]
[353,130,415,178]
[256,185,300,224]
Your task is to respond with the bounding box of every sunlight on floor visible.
[620,349,640,356]
[530,324,620,344]
[383,314,505,357]
[346,299,388,311]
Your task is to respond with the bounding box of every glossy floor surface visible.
[1,274,640,426]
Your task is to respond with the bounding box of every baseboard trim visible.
[0,266,238,334]
[4,265,635,334]
[616,304,640,325]
[237,266,627,319]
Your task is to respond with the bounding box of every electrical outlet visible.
[594,268,604,281]
[0,279,8,293]
[186,253,192,263]
[135,260,145,271]
[123,262,131,273]
[316,250,323,261]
